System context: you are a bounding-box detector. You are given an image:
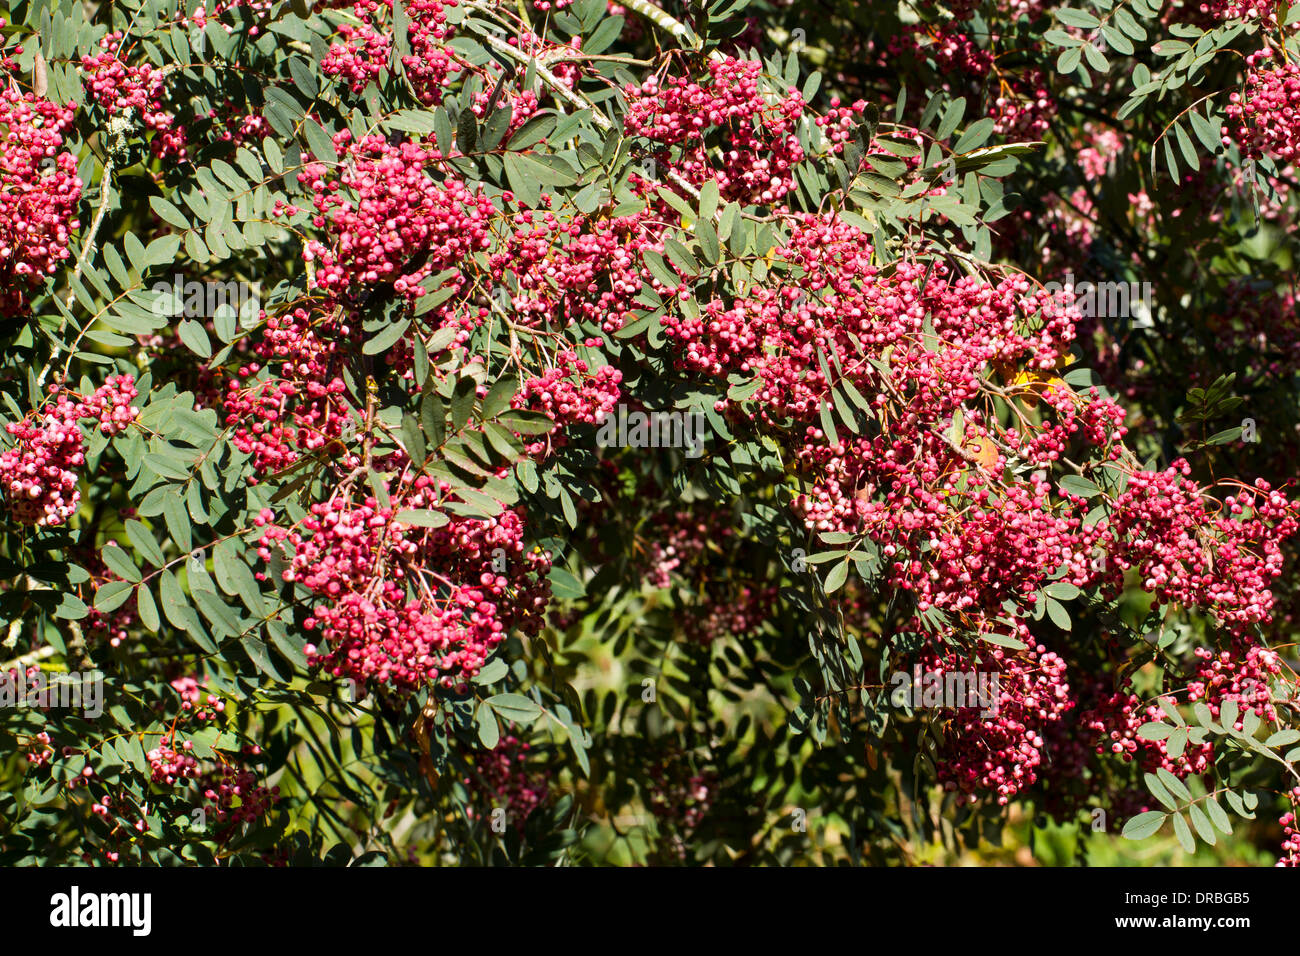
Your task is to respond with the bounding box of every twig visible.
[1,644,57,672]
[64,156,115,316]
[38,157,116,392]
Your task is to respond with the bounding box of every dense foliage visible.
[2,0,1300,867]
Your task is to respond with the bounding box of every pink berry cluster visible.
[924,639,1073,805]
[397,0,461,104]
[1078,691,1214,778]
[1225,52,1300,163]
[256,482,552,693]
[1199,0,1280,20]
[25,730,53,767]
[300,130,495,302]
[1279,787,1300,866]
[636,502,776,642]
[491,207,657,335]
[514,348,623,428]
[1186,644,1285,724]
[0,377,140,527]
[147,739,199,785]
[667,216,1074,424]
[1090,463,1299,629]
[0,47,82,313]
[181,0,275,37]
[170,674,227,722]
[321,15,392,93]
[464,734,550,831]
[223,307,352,474]
[992,70,1055,141]
[645,749,716,862]
[80,32,186,161]
[888,25,993,80]
[885,25,1054,140]
[623,56,807,205]
[200,756,280,835]
[316,0,460,104]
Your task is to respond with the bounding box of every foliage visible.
[1,0,1299,867]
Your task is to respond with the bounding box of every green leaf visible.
[1122,810,1167,840]
[1043,595,1071,631]
[476,704,501,748]
[135,584,160,632]
[504,153,576,206]
[1137,721,1172,741]
[1157,768,1191,802]
[935,97,967,141]
[126,520,167,567]
[1265,728,1300,748]
[1205,795,1232,835]
[150,196,190,230]
[363,317,411,355]
[193,586,240,637]
[824,560,848,594]
[94,580,134,612]
[1042,580,1080,601]
[302,120,339,164]
[158,570,190,629]
[481,376,515,420]
[101,545,142,583]
[450,376,478,432]
[1143,772,1179,811]
[485,693,542,723]
[1220,697,1240,729]
[395,508,449,528]
[1165,725,1188,759]
[1057,7,1101,28]
[1187,802,1216,846]
[1225,788,1254,819]
[178,319,213,359]
[954,117,996,153]
[549,566,585,600]
[980,632,1027,650]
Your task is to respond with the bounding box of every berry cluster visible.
[464,734,550,831]
[0,377,140,527]
[223,307,353,474]
[301,130,495,303]
[513,346,623,457]
[80,32,186,161]
[645,748,717,862]
[1187,644,1285,724]
[256,483,551,693]
[1078,691,1214,778]
[200,756,280,836]
[1225,52,1300,163]
[1279,787,1300,866]
[321,16,392,92]
[623,56,807,205]
[0,41,82,313]
[1094,463,1298,629]
[147,740,199,785]
[925,639,1073,805]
